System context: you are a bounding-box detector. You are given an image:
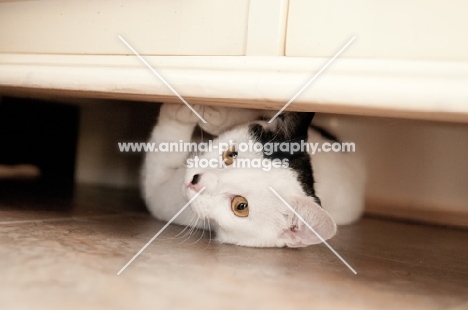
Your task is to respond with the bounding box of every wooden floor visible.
[0,185,467,310]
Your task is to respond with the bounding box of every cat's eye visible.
[222,144,238,166]
[231,196,249,217]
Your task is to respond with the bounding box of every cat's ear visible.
[276,112,315,141]
[279,196,337,248]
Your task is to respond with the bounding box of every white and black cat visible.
[142,103,365,247]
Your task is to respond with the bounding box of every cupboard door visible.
[286,0,468,60]
[0,0,249,56]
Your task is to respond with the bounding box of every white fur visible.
[142,103,365,247]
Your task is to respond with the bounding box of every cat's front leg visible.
[142,103,205,224]
[143,103,200,187]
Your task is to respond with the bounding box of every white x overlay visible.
[117,35,357,275]
[268,36,356,123]
[269,187,357,274]
[117,187,206,275]
[118,35,207,123]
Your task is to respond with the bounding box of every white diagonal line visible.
[117,187,206,275]
[268,187,357,275]
[268,36,356,123]
[118,35,207,124]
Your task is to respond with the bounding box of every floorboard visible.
[1,186,467,309]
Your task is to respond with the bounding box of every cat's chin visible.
[218,239,291,248]
[213,230,284,248]
[216,237,323,248]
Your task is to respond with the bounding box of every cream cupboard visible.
[1,0,467,226]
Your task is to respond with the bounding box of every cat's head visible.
[184,113,336,247]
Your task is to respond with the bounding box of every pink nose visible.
[188,183,201,192]
[188,174,202,192]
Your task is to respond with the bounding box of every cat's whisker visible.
[173,222,193,239]
[188,217,199,236]
[182,222,199,238]
[187,218,206,246]
[180,214,197,234]
[179,216,200,245]
[157,213,195,241]
[198,228,206,245]
[200,217,206,240]
[199,218,207,243]
[173,215,198,243]
[204,219,213,250]
[177,229,194,245]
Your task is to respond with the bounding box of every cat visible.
[142,103,365,248]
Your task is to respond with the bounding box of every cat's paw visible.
[160,103,203,125]
[198,106,264,135]
[197,106,230,135]
[199,105,228,127]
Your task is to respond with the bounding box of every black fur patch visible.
[249,122,320,204]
